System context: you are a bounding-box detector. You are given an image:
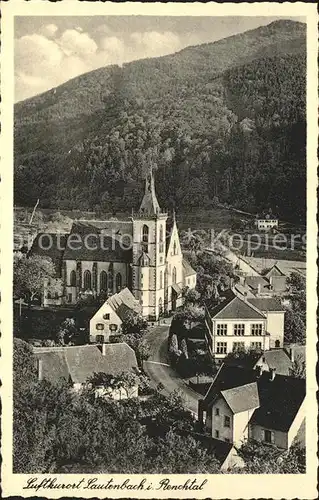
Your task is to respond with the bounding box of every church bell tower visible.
[132,167,167,321]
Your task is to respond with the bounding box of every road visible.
[143,324,201,415]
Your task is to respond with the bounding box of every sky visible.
[15,15,303,102]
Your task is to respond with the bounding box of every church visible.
[30,169,197,321]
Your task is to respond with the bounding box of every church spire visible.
[139,165,161,216]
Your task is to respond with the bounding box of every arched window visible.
[160,270,163,289]
[173,241,177,255]
[116,273,122,291]
[159,225,164,252]
[70,270,76,287]
[275,340,280,348]
[100,271,108,291]
[83,270,92,290]
[172,267,177,284]
[158,297,163,315]
[142,224,149,243]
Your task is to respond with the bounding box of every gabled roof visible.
[203,364,305,433]
[221,382,259,414]
[247,297,284,312]
[182,258,196,278]
[207,290,265,320]
[107,287,141,318]
[63,221,132,262]
[34,343,138,385]
[265,263,285,277]
[261,350,292,376]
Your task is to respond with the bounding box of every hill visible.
[14,20,306,222]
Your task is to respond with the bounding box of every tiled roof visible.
[262,350,292,376]
[208,290,265,320]
[221,382,259,413]
[247,297,284,312]
[182,258,196,277]
[63,221,132,262]
[34,343,138,385]
[107,287,141,320]
[203,364,305,432]
[251,372,305,432]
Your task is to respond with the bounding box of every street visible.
[143,324,201,415]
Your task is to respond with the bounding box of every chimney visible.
[243,292,248,302]
[101,342,108,356]
[257,283,261,295]
[289,347,295,363]
[37,358,43,381]
[269,367,276,381]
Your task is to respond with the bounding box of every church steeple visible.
[139,166,161,216]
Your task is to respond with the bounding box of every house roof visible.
[34,343,138,385]
[63,221,132,262]
[221,382,259,414]
[251,372,305,432]
[207,290,265,320]
[28,233,67,273]
[182,258,196,278]
[261,350,292,376]
[172,283,183,296]
[203,364,305,432]
[245,276,270,294]
[106,287,141,320]
[247,297,284,312]
[223,351,263,370]
[265,263,285,277]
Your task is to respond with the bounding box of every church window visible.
[159,225,164,253]
[173,241,177,255]
[100,271,108,291]
[172,267,177,284]
[116,273,122,291]
[142,224,149,243]
[160,271,163,289]
[70,270,76,287]
[83,270,92,290]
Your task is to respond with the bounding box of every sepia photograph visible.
[1,2,318,498]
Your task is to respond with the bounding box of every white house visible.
[205,289,285,362]
[254,214,279,232]
[89,287,141,343]
[198,363,305,450]
[33,343,139,398]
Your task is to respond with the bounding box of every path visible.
[144,324,201,415]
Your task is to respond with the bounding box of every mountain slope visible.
[14,20,306,221]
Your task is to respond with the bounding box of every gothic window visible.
[159,225,164,253]
[142,224,149,243]
[83,270,92,290]
[70,270,76,287]
[100,271,108,291]
[172,267,177,284]
[160,270,163,289]
[116,273,122,291]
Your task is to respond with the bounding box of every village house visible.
[223,348,294,376]
[29,168,196,320]
[198,363,305,450]
[89,287,141,343]
[33,343,139,399]
[205,289,285,362]
[254,213,279,232]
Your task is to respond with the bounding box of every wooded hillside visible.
[14,20,306,222]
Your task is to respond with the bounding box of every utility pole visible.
[29,198,39,225]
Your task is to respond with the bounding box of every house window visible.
[103,313,110,320]
[70,270,76,287]
[96,335,104,343]
[216,342,227,354]
[216,324,227,336]
[215,430,220,438]
[264,429,274,444]
[96,323,104,330]
[234,324,245,336]
[275,340,280,348]
[215,408,220,416]
[233,341,245,352]
[251,341,262,350]
[172,267,177,284]
[251,324,263,336]
[224,416,231,428]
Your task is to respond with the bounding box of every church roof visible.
[182,258,196,277]
[139,168,161,215]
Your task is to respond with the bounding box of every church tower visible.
[132,167,167,320]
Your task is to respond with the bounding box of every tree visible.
[13,255,57,305]
[289,354,306,379]
[183,287,201,305]
[180,338,189,359]
[56,318,77,346]
[88,370,139,399]
[168,334,180,363]
[173,304,205,330]
[121,311,148,336]
[287,272,306,293]
[284,306,306,345]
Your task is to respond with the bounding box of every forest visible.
[14,20,306,223]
